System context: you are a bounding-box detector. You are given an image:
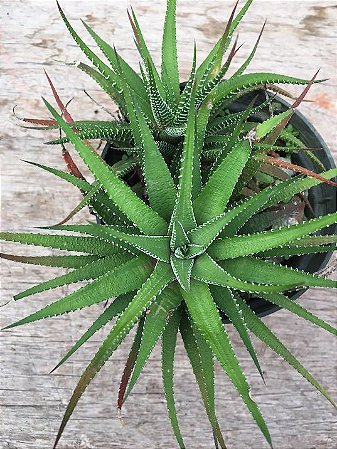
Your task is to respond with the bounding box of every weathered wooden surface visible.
[1,1,336,448]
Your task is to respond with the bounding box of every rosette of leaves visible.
[3,1,337,448]
[21,0,330,198]
[2,71,337,448]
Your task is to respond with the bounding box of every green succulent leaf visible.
[118,316,145,410]
[162,306,185,449]
[257,292,337,336]
[162,0,180,104]
[223,168,337,237]
[4,256,152,330]
[81,19,148,102]
[211,286,264,381]
[196,0,254,82]
[43,99,168,235]
[181,280,272,447]
[135,104,176,220]
[255,110,293,140]
[51,292,135,373]
[53,261,174,449]
[259,244,336,258]
[47,223,171,262]
[194,140,251,224]
[180,311,227,448]
[170,255,194,292]
[193,254,297,293]
[234,295,337,409]
[77,62,125,107]
[233,20,266,77]
[258,235,337,258]
[145,58,175,126]
[209,213,337,260]
[0,253,100,268]
[129,7,165,99]
[214,72,324,106]
[14,253,134,300]
[46,119,133,145]
[194,1,239,105]
[123,286,182,403]
[0,231,120,256]
[172,83,197,235]
[221,256,337,289]
[174,43,197,127]
[57,2,124,108]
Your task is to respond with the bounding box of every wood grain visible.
[1,1,336,449]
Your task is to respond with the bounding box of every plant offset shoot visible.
[2,1,337,448]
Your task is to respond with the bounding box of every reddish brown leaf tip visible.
[223,0,239,40]
[44,70,74,124]
[117,335,141,410]
[24,118,57,126]
[62,149,85,180]
[12,105,56,127]
[265,156,337,187]
[127,9,140,46]
[256,19,267,43]
[292,69,320,109]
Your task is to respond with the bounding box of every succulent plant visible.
[20,0,332,193]
[2,1,337,448]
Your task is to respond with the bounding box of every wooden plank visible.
[1,1,336,448]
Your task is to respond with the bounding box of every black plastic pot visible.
[229,91,336,318]
[101,89,336,319]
